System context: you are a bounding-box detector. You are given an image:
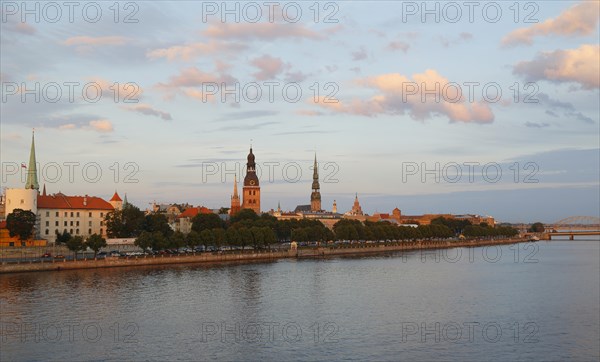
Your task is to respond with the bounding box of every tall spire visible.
[25,130,39,190]
[123,193,128,207]
[233,174,239,198]
[310,153,321,212]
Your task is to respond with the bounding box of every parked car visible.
[41,252,52,258]
[54,254,65,259]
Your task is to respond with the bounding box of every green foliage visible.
[6,209,36,240]
[142,213,173,238]
[55,230,72,245]
[105,204,145,238]
[192,213,225,232]
[66,235,85,258]
[229,209,259,224]
[528,222,545,233]
[431,217,471,234]
[85,234,107,256]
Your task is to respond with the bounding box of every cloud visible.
[438,32,473,47]
[525,122,550,128]
[87,77,144,102]
[352,47,368,61]
[2,17,36,35]
[126,104,172,121]
[295,110,325,117]
[147,40,247,61]
[285,71,311,83]
[313,69,495,124]
[89,120,114,132]
[63,36,130,46]
[502,2,600,46]
[250,55,287,80]
[513,44,599,89]
[217,110,278,121]
[203,22,323,41]
[158,67,236,88]
[387,41,410,53]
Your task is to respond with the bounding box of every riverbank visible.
[0,238,531,274]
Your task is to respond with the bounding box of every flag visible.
[21,163,26,169]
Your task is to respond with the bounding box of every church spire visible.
[310,153,321,212]
[233,174,239,198]
[230,174,241,215]
[25,130,39,190]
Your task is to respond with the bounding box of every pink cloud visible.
[87,78,144,102]
[203,22,323,41]
[502,2,600,46]
[63,36,130,46]
[126,104,172,121]
[147,41,246,61]
[313,69,495,124]
[513,44,599,89]
[89,120,114,132]
[250,55,287,80]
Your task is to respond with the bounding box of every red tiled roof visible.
[178,206,212,219]
[38,193,114,210]
[379,213,390,219]
[110,192,122,202]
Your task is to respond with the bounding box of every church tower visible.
[110,191,123,210]
[25,131,39,190]
[242,147,260,214]
[230,174,241,215]
[310,153,321,212]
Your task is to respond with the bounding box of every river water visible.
[1,239,598,361]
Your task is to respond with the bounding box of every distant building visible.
[230,174,241,215]
[242,147,261,214]
[310,154,321,212]
[174,206,212,234]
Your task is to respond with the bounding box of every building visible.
[230,174,241,215]
[310,154,321,212]
[242,147,261,214]
[38,190,114,243]
[3,131,117,244]
[173,206,212,234]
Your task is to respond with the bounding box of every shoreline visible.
[0,238,532,274]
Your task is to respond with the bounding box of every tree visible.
[192,213,225,233]
[142,213,173,238]
[170,231,186,249]
[186,230,201,251]
[105,204,145,238]
[55,230,72,245]
[135,231,153,252]
[528,222,545,233]
[85,234,107,257]
[229,209,259,224]
[199,229,215,250]
[6,209,36,240]
[66,236,85,260]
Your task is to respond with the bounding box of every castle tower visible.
[332,200,337,213]
[6,130,39,219]
[25,131,39,190]
[242,147,260,214]
[310,153,321,212]
[110,191,123,210]
[230,174,241,215]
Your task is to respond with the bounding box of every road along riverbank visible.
[0,238,529,274]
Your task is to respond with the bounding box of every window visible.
[76,229,79,235]
[45,221,49,226]
[89,221,92,227]
[20,199,24,204]
[64,221,67,226]
[70,229,73,234]
[64,212,67,217]
[88,228,92,234]
[46,211,49,217]
[89,212,92,217]
[70,212,73,217]
[76,221,79,226]
[45,229,49,235]
[76,212,80,217]
[56,212,59,217]
[100,221,103,226]
[55,221,59,226]
[100,228,103,235]
[70,221,73,226]
[100,212,104,217]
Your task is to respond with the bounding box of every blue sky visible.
[1,1,599,223]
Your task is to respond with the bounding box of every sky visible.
[1,1,599,223]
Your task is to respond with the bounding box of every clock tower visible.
[242,147,260,214]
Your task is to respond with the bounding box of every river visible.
[1,239,598,361]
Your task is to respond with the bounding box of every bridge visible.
[542,216,600,240]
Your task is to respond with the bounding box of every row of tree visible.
[56,232,107,259]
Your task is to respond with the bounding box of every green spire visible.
[312,153,320,191]
[25,130,39,190]
[123,193,128,207]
